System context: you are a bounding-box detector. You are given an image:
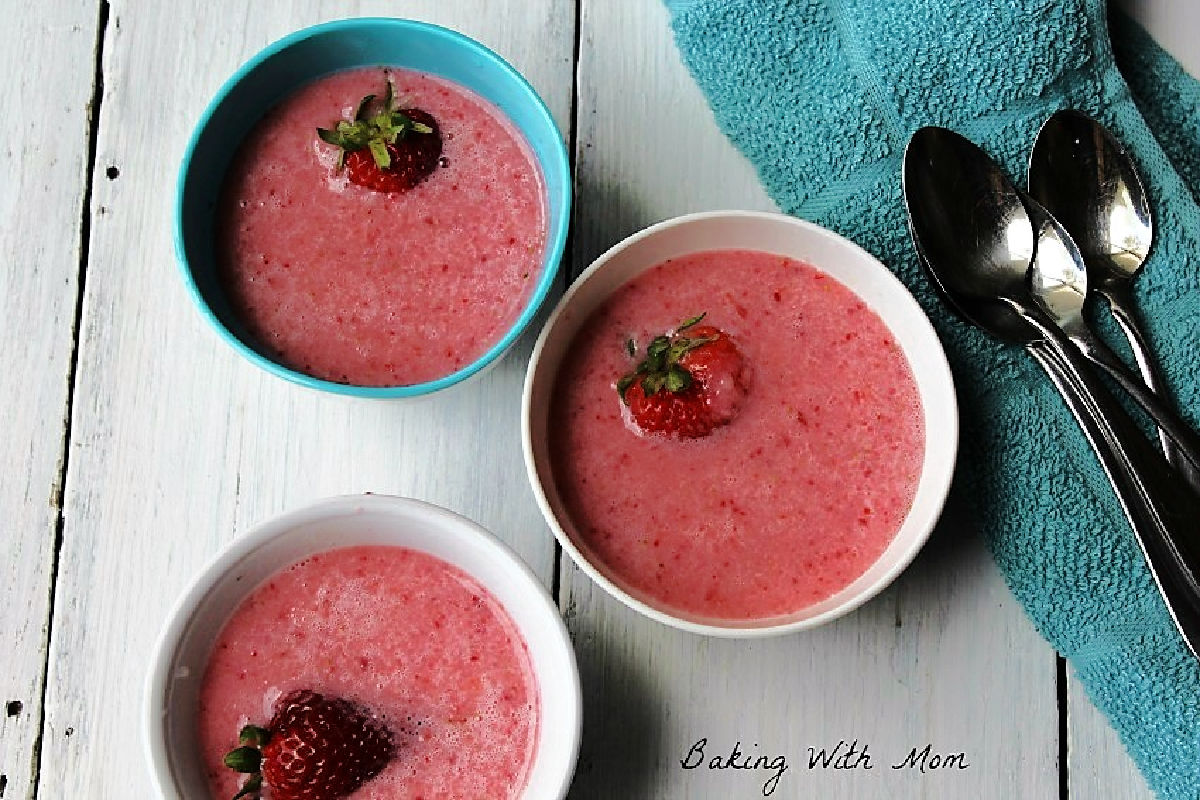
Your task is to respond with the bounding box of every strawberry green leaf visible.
[368,139,391,169]
[642,373,666,395]
[383,79,395,113]
[616,373,635,401]
[316,127,352,149]
[646,336,670,360]
[328,120,372,151]
[411,121,434,134]
[355,93,376,122]
[666,365,691,392]
[238,725,270,747]
[373,115,399,144]
[677,312,707,331]
[667,334,717,364]
[223,746,262,773]
[666,340,691,363]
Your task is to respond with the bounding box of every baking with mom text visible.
[680,737,971,796]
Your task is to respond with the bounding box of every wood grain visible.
[0,4,99,799]
[35,1,574,796]
[562,3,1060,798]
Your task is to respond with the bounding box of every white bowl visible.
[144,495,581,798]
[522,210,958,637]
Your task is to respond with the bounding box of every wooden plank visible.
[1115,0,1200,79]
[0,3,99,799]
[36,1,574,796]
[564,2,1061,797]
[1067,680,1154,799]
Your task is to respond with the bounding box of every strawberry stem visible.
[224,725,270,799]
[368,139,391,169]
[617,313,710,403]
[232,774,263,800]
[315,77,438,172]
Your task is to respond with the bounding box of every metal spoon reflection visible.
[1024,198,1200,475]
[904,125,1200,661]
[1028,110,1200,491]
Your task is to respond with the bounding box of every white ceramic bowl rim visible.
[143,494,581,799]
[522,209,959,638]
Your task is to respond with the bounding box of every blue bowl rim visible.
[174,17,571,398]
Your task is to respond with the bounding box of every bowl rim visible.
[174,17,571,399]
[142,493,582,799]
[521,209,959,638]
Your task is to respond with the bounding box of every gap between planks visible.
[551,0,586,612]
[29,2,110,798]
[1058,655,1069,800]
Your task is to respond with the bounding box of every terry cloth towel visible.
[664,0,1200,796]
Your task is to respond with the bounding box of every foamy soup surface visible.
[217,67,547,386]
[549,249,925,621]
[198,545,538,799]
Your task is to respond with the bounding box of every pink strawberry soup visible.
[217,66,547,386]
[198,545,538,799]
[549,249,925,621]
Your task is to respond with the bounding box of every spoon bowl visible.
[1028,109,1153,286]
[1029,110,1200,485]
[902,126,1039,344]
[1026,198,1089,336]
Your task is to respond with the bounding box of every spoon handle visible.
[1102,281,1200,495]
[1066,325,1200,477]
[1027,334,1200,661]
[1104,282,1170,398]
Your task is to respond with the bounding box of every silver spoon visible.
[1028,110,1196,480]
[903,125,1200,659]
[1024,197,1200,475]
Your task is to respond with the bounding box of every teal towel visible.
[665,0,1200,796]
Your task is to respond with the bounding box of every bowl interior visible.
[146,496,580,798]
[177,18,570,396]
[525,211,958,635]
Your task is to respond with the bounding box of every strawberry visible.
[223,689,395,800]
[317,78,443,193]
[617,313,749,438]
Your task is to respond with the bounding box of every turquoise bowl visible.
[176,18,570,398]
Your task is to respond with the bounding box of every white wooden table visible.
[3,2,1190,797]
